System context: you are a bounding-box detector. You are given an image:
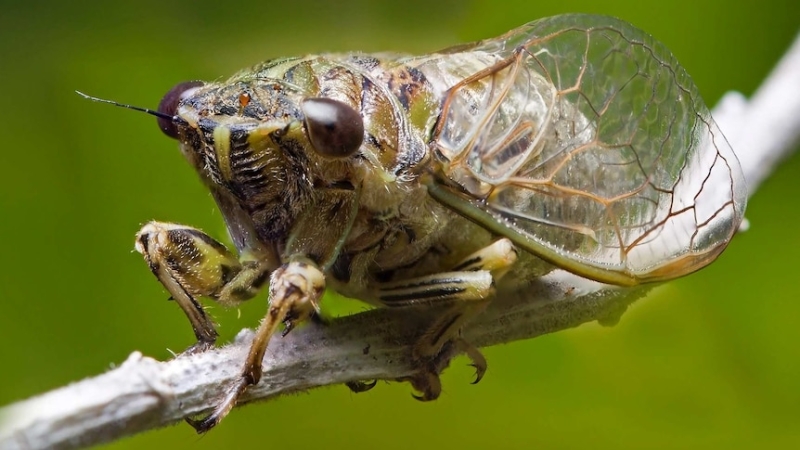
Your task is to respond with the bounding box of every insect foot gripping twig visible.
[372,239,517,401]
[186,260,325,433]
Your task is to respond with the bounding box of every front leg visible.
[187,258,325,432]
[188,186,359,432]
[135,221,271,354]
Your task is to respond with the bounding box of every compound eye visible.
[301,98,364,158]
[157,80,204,138]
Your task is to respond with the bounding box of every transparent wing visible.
[428,14,747,285]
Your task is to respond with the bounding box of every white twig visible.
[712,34,800,193]
[2,32,799,450]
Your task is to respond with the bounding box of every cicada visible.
[83,13,746,432]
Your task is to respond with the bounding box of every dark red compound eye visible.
[301,97,364,158]
[157,80,204,138]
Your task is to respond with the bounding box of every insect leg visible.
[187,258,325,433]
[185,186,358,432]
[135,221,271,354]
[345,379,378,393]
[376,238,517,400]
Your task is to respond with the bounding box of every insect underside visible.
[126,14,746,432]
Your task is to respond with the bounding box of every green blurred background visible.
[0,0,797,448]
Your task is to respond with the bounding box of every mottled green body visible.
[176,52,547,306]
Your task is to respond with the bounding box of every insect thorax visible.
[172,52,544,299]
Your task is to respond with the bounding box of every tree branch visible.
[2,32,799,450]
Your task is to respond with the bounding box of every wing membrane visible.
[427,14,747,284]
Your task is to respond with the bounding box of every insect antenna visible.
[75,90,174,121]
